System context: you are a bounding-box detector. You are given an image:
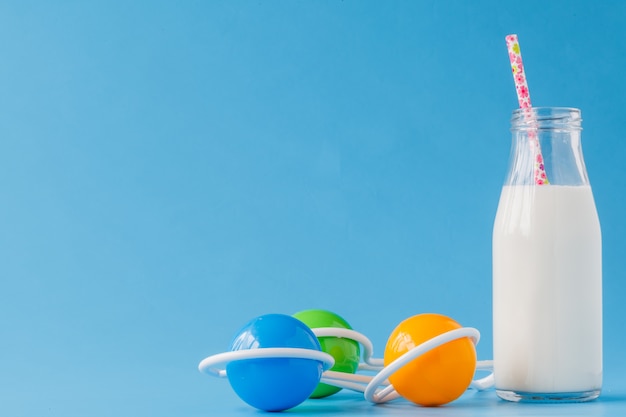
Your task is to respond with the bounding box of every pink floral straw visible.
[506,34,549,185]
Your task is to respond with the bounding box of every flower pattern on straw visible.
[506,34,549,185]
[506,35,532,109]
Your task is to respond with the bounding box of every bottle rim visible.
[511,107,582,131]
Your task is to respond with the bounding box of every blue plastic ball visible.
[226,314,324,411]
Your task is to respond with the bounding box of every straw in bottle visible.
[505,34,549,185]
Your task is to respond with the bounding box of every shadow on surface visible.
[276,389,626,416]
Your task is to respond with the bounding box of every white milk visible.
[493,185,602,395]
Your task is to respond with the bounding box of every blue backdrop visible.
[1,1,625,416]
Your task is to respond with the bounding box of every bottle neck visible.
[505,107,589,186]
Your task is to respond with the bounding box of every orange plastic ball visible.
[383,313,476,406]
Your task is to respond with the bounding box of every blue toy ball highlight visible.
[225,314,324,411]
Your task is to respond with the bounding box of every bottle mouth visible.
[511,107,582,131]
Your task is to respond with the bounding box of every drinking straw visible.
[505,34,549,185]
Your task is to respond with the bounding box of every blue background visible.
[1,1,625,416]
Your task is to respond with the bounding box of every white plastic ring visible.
[198,348,335,378]
[311,327,384,370]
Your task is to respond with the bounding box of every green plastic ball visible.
[293,309,360,398]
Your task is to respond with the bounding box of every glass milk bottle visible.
[492,107,602,402]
